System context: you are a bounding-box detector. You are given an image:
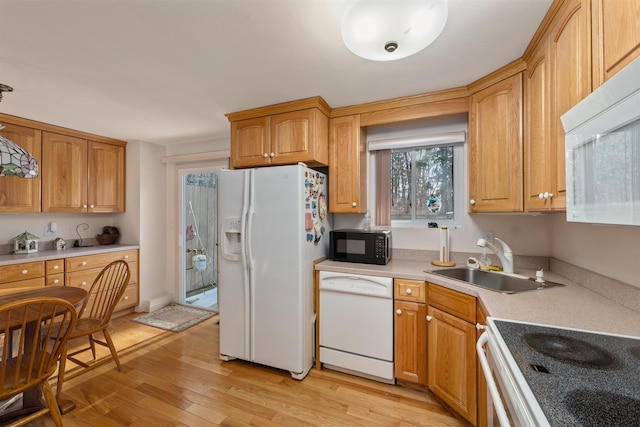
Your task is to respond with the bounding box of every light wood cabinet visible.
[394,279,427,386]
[229,102,329,169]
[476,303,489,427]
[0,261,45,289]
[65,249,139,314]
[548,0,591,211]
[0,122,42,213]
[42,132,125,213]
[592,0,640,88]
[469,73,523,213]
[328,114,367,213]
[427,283,477,425]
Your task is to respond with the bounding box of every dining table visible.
[0,286,88,416]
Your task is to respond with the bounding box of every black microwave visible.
[329,229,391,265]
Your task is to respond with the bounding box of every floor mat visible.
[132,303,217,332]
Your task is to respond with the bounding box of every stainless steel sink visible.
[428,268,565,294]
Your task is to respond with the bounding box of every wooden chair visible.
[0,297,77,427]
[56,260,130,398]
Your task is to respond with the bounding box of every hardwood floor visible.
[23,313,465,426]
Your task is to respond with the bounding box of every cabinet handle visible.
[469,199,476,205]
[53,265,59,270]
[539,192,554,200]
[405,288,412,295]
[82,261,87,266]
[124,296,129,300]
[270,152,275,158]
[476,323,486,331]
[90,204,95,208]
[351,202,357,207]
[81,281,87,286]
[21,269,28,275]
[83,204,88,208]
[123,255,128,259]
[426,315,433,321]
[396,309,402,315]
[53,279,60,284]
[263,153,269,158]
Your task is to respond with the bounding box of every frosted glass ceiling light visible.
[341,0,448,61]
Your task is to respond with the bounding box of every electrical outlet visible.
[478,230,494,244]
[43,225,55,237]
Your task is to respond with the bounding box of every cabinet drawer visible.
[66,269,99,289]
[66,250,138,272]
[394,279,426,303]
[427,283,476,324]
[46,273,64,286]
[116,284,139,311]
[0,277,45,289]
[0,262,45,283]
[46,259,65,275]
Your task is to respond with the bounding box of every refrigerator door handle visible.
[247,169,257,361]
[241,170,252,360]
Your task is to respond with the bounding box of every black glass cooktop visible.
[494,320,640,427]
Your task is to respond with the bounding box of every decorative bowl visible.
[96,233,119,245]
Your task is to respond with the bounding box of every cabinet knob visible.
[351,202,357,207]
[124,296,129,300]
[83,204,88,208]
[405,288,412,295]
[53,279,60,284]
[539,192,553,200]
[82,261,87,266]
[538,193,544,199]
[270,152,275,158]
[263,153,269,158]
[396,309,402,315]
[53,265,59,270]
[426,315,433,321]
[469,199,476,205]
[81,281,87,286]
[21,269,28,275]
[123,255,128,259]
[476,323,486,331]
[90,204,95,208]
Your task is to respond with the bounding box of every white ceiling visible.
[0,0,552,146]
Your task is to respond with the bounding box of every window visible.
[369,129,465,227]
[391,145,454,221]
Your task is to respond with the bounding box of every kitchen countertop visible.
[317,259,640,339]
[0,244,140,266]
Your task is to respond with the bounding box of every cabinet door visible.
[329,115,367,213]
[0,123,42,212]
[230,116,271,168]
[271,109,325,165]
[477,304,489,427]
[42,132,88,212]
[592,0,640,88]
[549,0,590,211]
[469,73,523,212]
[88,141,125,212]
[427,305,477,425]
[394,300,427,385]
[524,39,554,211]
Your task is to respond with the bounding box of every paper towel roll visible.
[439,227,449,262]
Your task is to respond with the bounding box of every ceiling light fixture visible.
[0,84,39,178]
[341,0,448,62]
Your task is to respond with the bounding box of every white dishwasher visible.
[319,271,394,383]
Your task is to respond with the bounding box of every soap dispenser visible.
[479,248,491,271]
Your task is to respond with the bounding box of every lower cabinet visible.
[394,279,427,386]
[0,261,45,289]
[477,303,489,427]
[65,249,139,314]
[427,283,478,426]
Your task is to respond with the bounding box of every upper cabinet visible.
[524,0,591,212]
[227,97,330,169]
[328,114,367,214]
[468,72,524,213]
[42,132,126,213]
[0,122,42,213]
[592,0,640,89]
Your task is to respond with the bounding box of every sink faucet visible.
[477,237,514,274]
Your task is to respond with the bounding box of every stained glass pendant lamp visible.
[0,84,38,178]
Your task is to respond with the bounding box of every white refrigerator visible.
[217,164,330,380]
